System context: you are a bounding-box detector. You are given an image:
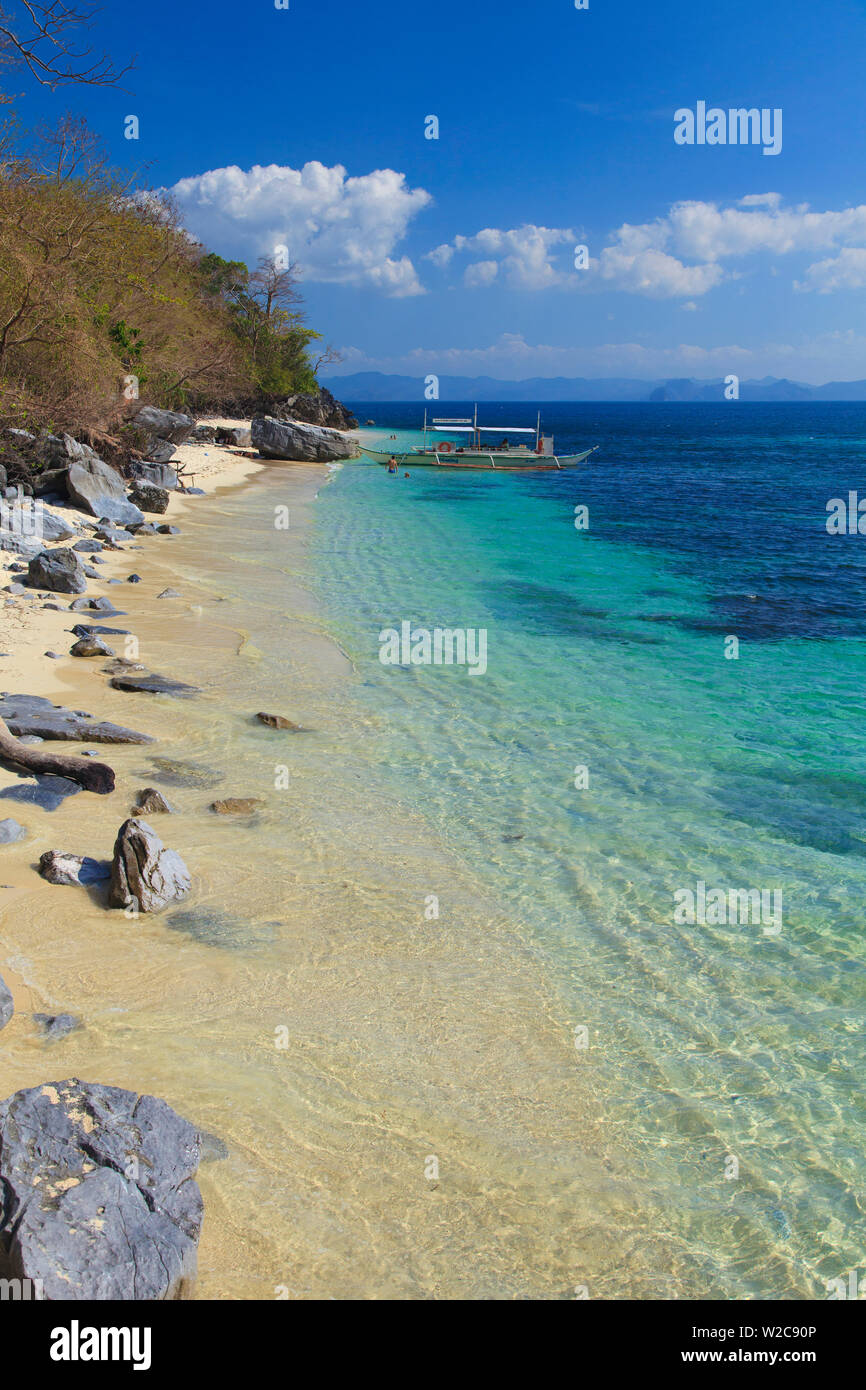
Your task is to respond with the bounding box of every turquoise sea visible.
[310,402,866,1297]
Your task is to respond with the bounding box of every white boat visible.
[360,409,598,471]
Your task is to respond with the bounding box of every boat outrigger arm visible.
[360,406,599,471]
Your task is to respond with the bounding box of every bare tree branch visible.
[0,1,133,89]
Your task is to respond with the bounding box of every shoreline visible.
[0,417,630,1299]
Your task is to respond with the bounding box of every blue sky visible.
[18,0,866,381]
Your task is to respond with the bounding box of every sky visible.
[16,0,866,382]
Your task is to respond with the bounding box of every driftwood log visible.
[0,716,115,794]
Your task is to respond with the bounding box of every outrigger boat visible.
[360,408,598,471]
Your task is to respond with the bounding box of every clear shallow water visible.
[310,402,866,1297]
[1,406,864,1299]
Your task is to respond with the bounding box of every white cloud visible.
[598,196,866,297]
[464,260,499,288]
[598,244,724,298]
[427,224,576,290]
[427,196,866,301]
[164,161,432,297]
[795,248,866,293]
[738,192,783,209]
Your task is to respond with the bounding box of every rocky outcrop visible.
[274,388,357,431]
[66,456,144,527]
[0,1078,202,1300]
[0,975,12,1031]
[251,415,360,463]
[109,818,191,913]
[27,548,87,595]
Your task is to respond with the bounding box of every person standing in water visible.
[387,457,398,474]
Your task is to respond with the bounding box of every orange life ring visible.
[440,441,453,452]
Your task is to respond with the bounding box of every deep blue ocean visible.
[309,402,866,1297]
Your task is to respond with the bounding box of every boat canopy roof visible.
[431,424,537,434]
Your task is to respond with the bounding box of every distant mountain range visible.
[322,372,866,403]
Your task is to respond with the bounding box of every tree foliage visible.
[0,116,331,438]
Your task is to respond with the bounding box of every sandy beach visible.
[0,418,648,1300]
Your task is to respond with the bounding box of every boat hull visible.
[360,446,597,471]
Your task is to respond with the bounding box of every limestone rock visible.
[108,818,191,913]
[251,415,360,463]
[128,483,169,515]
[0,1078,202,1300]
[27,548,87,595]
[66,457,144,527]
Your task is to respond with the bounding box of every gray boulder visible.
[67,457,144,527]
[36,511,78,543]
[0,1078,202,1300]
[33,433,99,471]
[27,548,87,595]
[0,975,12,1031]
[109,818,192,913]
[128,483,170,515]
[32,468,70,498]
[133,406,194,463]
[133,406,194,444]
[129,461,178,491]
[0,531,42,559]
[251,415,360,463]
[215,426,252,448]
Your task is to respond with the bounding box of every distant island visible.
[323,372,866,403]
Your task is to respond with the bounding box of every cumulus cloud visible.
[795,247,866,293]
[427,224,576,290]
[428,196,866,300]
[164,161,432,297]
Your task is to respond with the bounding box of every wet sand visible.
[0,433,679,1300]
